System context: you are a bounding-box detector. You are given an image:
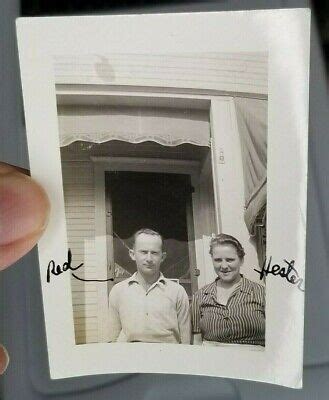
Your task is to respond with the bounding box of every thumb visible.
[0,344,9,375]
[0,162,50,270]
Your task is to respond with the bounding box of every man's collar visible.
[128,271,166,285]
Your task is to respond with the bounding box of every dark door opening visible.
[105,171,197,298]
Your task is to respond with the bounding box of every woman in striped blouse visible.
[191,233,265,347]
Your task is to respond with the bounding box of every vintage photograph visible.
[55,52,267,348]
[16,10,309,386]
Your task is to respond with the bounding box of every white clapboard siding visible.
[74,317,98,328]
[62,160,100,344]
[54,53,268,95]
[65,210,95,218]
[76,333,98,345]
[72,257,97,266]
[62,217,95,224]
[67,242,96,249]
[74,305,98,318]
[75,329,98,338]
[71,282,97,292]
[75,322,98,344]
[72,291,98,303]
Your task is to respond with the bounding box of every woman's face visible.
[211,244,243,284]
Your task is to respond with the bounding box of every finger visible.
[0,162,29,176]
[0,344,9,375]
[0,162,50,270]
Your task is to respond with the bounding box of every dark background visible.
[19,1,329,73]
[107,171,191,283]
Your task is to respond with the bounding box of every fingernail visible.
[0,344,9,374]
[0,171,50,245]
[0,162,29,176]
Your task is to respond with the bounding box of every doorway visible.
[105,171,198,298]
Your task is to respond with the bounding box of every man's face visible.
[129,233,166,278]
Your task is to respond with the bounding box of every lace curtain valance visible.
[58,105,210,147]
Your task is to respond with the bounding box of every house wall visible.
[61,160,99,344]
[61,142,212,343]
[54,52,268,95]
[60,94,265,344]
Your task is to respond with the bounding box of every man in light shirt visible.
[108,228,191,344]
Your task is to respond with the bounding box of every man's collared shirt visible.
[108,272,191,344]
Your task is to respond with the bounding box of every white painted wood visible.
[105,173,115,295]
[62,160,105,344]
[65,211,95,218]
[72,291,98,301]
[200,153,217,236]
[194,153,217,287]
[54,52,268,95]
[74,317,98,327]
[202,235,217,284]
[70,282,97,289]
[56,85,267,101]
[73,307,97,315]
[91,156,200,175]
[186,189,198,294]
[94,163,111,342]
[189,174,202,291]
[209,97,259,283]
[57,92,211,109]
[75,330,98,344]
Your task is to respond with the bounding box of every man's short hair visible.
[132,228,164,249]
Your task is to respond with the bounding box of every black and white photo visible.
[16,9,310,387]
[55,52,268,347]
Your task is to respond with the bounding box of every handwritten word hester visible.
[254,257,304,292]
[47,249,114,283]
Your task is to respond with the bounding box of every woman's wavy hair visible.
[209,233,245,259]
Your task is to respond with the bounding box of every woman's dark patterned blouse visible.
[191,276,265,346]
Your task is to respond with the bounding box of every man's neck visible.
[136,271,160,290]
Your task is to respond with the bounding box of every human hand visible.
[0,162,50,374]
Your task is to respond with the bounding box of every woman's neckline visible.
[216,275,242,290]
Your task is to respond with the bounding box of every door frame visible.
[92,156,204,299]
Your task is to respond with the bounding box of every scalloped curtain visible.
[234,97,267,235]
[58,105,210,148]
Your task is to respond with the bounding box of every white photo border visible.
[16,9,310,388]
